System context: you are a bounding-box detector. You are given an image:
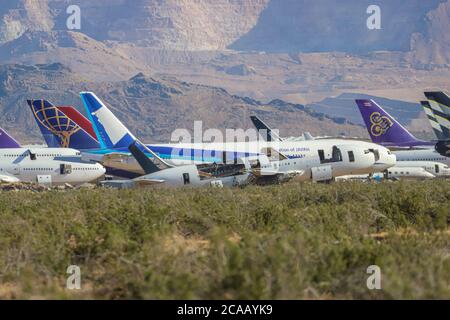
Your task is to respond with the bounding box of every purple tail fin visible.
[355,99,424,147]
[0,127,21,148]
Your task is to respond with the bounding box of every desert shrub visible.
[0,180,448,299]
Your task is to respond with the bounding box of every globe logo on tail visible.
[369,112,393,137]
[30,100,81,148]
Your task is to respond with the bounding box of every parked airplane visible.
[337,167,436,181]
[102,140,253,188]
[103,138,385,188]
[395,161,450,178]
[383,167,435,180]
[80,92,395,181]
[27,93,396,181]
[0,127,105,185]
[356,99,450,166]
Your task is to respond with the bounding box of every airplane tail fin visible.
[80,92,136,149]
[355,99,420,146]
[128,140,171,175]
[57,106,98,140]
[424,91,450,115]
[27,99,100,149]
[421,101,450,140]
[424,92,450,137]
[0,127,21,148]
[250,115,283,142]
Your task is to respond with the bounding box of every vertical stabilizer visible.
[80,92,136,149]
[355,99,424,147]
[0,127,21,148]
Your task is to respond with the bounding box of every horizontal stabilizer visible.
[128,141,165,175]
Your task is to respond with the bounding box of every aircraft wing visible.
[250,169,305,183]
[101,178,166,188]
[129,140,173,172]
[134,179,166,186]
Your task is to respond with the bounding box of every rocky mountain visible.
[0,1,448,133]
[410,1,450,66]
[0,0,270,50]
[231,0,446,55]
[0,0,448,56]
[0,63,366,144]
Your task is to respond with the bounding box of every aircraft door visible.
[12,165,21,176]
[318,146,343,164]
[183,173,190,185]
[60,164,72,175]
[435,164,440,174]
[37,175,52,186]
[348,151,355,163]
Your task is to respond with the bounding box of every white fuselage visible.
[394,148,450,166]
[100,139,396,180]
[384,167,435,180]
[0,148,106,185]
[254,143,390,181]
[395,161,450,178]
[129,140,396,187]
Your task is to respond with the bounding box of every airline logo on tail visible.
[80,92,136,149]
[29,100,81,148]
[369,112,393,137]
[355,99,427,147]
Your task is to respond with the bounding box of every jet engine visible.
[311,165,333,182]
[435,140,450,157]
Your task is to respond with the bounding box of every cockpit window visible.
[368,149,380,161]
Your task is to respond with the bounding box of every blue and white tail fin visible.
[0,127,21,148]
[80,92,136,150]
[27,99,100,150]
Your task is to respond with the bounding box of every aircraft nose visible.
[389,153,397,166]
[96,164,106,176]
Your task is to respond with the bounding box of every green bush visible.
[0,180,448,299]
